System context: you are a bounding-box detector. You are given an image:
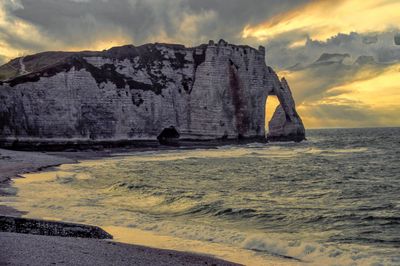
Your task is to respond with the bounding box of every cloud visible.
[279,52,400,128]
[266,31,400,70]
[0,0,310,60]
[3,0,398,67]
[280,60,394,102]
[0,0,49,59]
[363,35,378,45]
[325,64,400,109]
[242,0,400,42]
[0,54,7,65]
[395,34,400,45]
[0,0,399,128]
[264,29,400,128]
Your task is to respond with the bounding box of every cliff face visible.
[0,40,305,146]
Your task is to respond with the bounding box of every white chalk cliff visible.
[0,40,305,147]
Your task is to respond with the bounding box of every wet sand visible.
[0,148,241,266]
[0,232,239,266]
[0,148,75,186]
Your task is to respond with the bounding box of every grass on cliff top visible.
[0,52,76,81]
[0,60,19,81]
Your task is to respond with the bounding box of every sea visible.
[2,128,400,265]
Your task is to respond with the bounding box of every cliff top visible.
[0,40,265,82]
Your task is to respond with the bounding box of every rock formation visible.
[0,215,112,239]
[267,78,305,142]
[0,40,305,148]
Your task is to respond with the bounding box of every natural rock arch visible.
[0,40,305,148]
[265,78,305,142]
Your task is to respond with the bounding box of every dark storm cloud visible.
[4,0,399,64]
[0,26,46,52]
[1,0,399,127]
[11,0,310,47]
[183,0,310,42]
[12,0,156,46]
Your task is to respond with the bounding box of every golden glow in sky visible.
[290,64,400,128]
[327,65,400,109]
[243,0,400,128]
[0,0,399,128]
[242,0,400,42]
[265,96,280,129]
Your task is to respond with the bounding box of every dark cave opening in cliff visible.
[265,95,280,134]
[157,126,180,145]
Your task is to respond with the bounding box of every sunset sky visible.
[1,0,399,128]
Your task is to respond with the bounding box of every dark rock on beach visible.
[0,216,112,239]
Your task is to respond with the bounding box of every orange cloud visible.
[290,63,400,128]
[242,0,400,42]
[325,64,400,109]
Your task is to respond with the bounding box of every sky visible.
[1,0,399,128]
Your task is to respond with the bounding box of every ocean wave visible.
[5,128,400,265]
[108,181,155,191]
[214,208,257,217]
[241,235,394,265]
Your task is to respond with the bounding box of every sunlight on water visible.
[104,226,286,266]
[2,128,400,266]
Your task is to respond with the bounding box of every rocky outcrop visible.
[0,216,112,239]
[267,78,305,142]
[0,40,305,147]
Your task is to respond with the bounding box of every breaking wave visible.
[5,128,400,265]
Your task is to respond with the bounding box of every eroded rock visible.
[0,41,305,147]
[0,216,112,239]
[267,78,305,142]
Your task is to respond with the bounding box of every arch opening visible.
[265,95,280,135]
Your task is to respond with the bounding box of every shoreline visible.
[0,147,242,266]
[0,137,269,152]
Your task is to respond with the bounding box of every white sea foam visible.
[4,129,400,265]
